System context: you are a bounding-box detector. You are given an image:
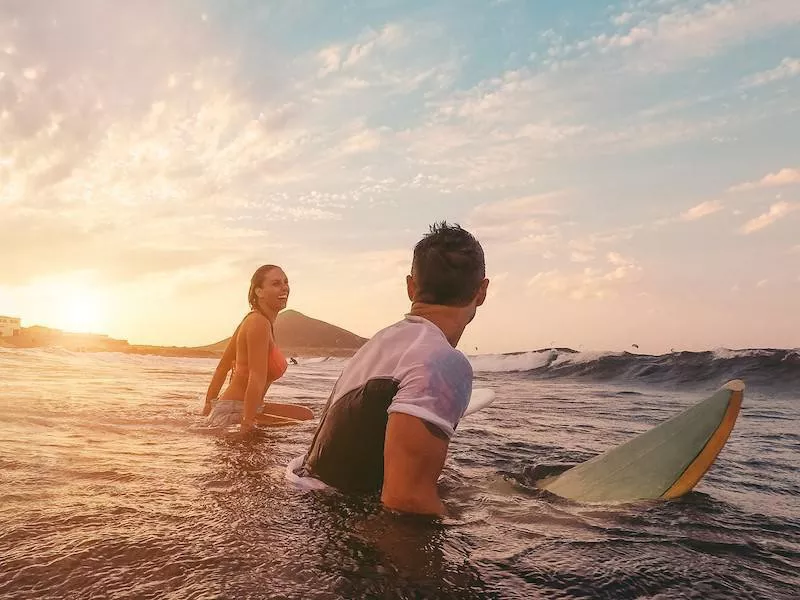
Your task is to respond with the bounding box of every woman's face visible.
[256,268,290,311]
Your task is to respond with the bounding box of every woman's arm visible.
[240,315,270,433]
[201,327,239,415]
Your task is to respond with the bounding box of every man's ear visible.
[406,274,416,302]
[475,278,489,307]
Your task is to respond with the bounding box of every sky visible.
[0,0,798,355]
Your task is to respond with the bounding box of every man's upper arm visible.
[388,350,473,438]
[381,348,473,515]
[381,412,449,516]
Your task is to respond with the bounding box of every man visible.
[292,221,489,516]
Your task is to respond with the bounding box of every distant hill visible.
[202,309,368,357]
[1,310,367,359]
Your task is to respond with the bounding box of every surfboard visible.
[465,387,496,416]
[537,380,744,503]
[255,402,314,427]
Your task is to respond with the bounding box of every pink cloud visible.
[740,201,799,234]
[730,167,800,192]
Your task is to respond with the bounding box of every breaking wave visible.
[469,347,800,391]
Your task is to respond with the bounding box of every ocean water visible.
[0,347,798,599]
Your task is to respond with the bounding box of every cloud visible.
[0,2,419,290]
[310,20,451,103]
[345,24,404,68]
[316,24,405,77]
[570,251,594,263]
[527,252,642,300]
[470,192,563,221]
[740,201,799,234]
[607,251,631,266]
[317,46,344,77]
[729,167,800,191]
[335,125,383,155]
[741,57,800,88]
[681,199,724,221]
[464,192,565,249]
[396,68,597,188]
[397,65,733,192]
[2,0,798,350]
[0,208,281,287]
[376,2,794,196]
[590,0,800,68]
[611,12,635,26]
[299,21,460,137]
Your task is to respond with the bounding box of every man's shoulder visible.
[426,345,472,377]
[374,317,472,372]
[345,316,472,380]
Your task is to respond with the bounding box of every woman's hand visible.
[201,398,213,416]
[240,418,256,435]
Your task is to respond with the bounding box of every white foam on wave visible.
[711,348,774,360]
[548,350,619,368]
[469,349,623,374]
[468,350,555,373]
[299,357,331,364]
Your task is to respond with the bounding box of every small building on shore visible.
[0,316,22,337]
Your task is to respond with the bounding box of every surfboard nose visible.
[723,379,745,392]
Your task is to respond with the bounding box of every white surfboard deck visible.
[465,387,496,416]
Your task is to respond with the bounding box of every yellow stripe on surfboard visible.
[661,380,744,499]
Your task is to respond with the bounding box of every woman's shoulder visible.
[241,311,272,335]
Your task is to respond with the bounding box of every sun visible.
[19,274,113,336]
[56,284,109,334]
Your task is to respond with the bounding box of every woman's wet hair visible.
[248,264,281,313]
[411,221,485,306]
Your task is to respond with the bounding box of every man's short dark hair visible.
[412,221,485,306]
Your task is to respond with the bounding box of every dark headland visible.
[0,310,368,359]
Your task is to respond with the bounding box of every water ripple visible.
[0,350,797,599]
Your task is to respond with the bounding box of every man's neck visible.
[408,303,468,348]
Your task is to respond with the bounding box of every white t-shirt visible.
[296,315,473,493]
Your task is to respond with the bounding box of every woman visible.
[202,265,290,432]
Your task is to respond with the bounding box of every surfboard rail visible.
[255,402,314,427]
[539,380,745,503]
[660,380,744,499]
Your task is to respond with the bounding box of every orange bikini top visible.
[232,312,288,384]
[267,342,288,383]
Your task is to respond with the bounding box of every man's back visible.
[301,314,472,494]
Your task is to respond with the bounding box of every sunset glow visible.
[57,285,108,335]
[4,277,111,336]
[1,1,798,353]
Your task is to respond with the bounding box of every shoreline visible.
[0,310,366,360]
[0,339,358,359]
